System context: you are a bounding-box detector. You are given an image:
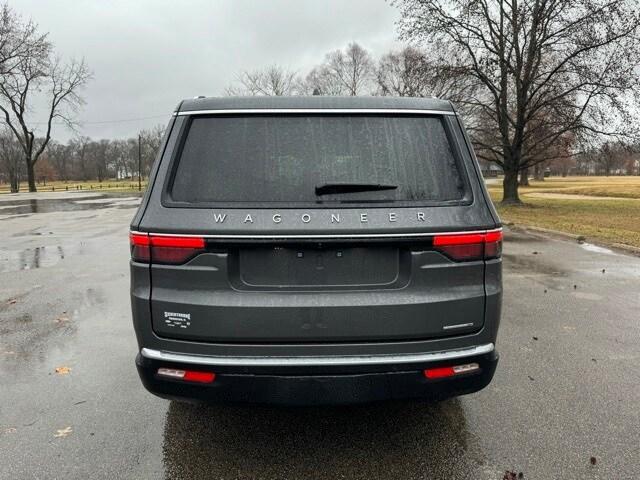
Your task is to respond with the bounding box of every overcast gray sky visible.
[17,0,402,142]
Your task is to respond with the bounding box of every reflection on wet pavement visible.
[20,246,64,270]
[0,244,86,273]
[162,399,480,480]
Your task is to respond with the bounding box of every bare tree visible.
[0,126,21,191]
[139,124,165,175]
[92,139,110,182]
[376,45,480,102]
[395,0,640,203]
[225,65,299,96]
[69,136,92,180]
[305,42,374,96]
[45,140,69,181]
[109,139,127,179]
[0,4,48,76]
[376,46,430,97]
[302,65,347,96]
[594,142,631,176]
[0,5,90,191]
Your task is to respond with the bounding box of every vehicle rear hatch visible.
[135,110,500,343]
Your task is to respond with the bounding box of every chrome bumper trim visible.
[140,343,494,368]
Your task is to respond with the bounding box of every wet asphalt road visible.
[0,192,639,479]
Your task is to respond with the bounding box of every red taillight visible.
[130,232,151,262]
[484,230,503,259]
[157,368,216,383]
[424,363,480,379]
[148,236,205,248]
[433,234,486,245]
[130,233,206,265]
[433,230,502,261]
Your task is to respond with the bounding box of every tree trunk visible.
[26,160,37,192]
[502,169,521,204]
[519,167,530,186]
[10,170,19,193]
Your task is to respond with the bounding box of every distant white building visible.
[116,169,140,180]
[478,160,502,177]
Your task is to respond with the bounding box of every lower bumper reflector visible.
[157,368,216,384]
[423,362,480,379]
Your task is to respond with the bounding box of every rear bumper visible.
[135,344,498,406]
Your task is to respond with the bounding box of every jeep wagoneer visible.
[130,96,502,405]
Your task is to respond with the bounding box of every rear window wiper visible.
[315,182,398,196]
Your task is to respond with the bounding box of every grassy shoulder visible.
[488,177,640,249]
[518,176,640,199]
[0,179,148,194]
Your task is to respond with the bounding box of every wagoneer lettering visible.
[130,96,502,405]
[204,211,433,226]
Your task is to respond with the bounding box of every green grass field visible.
[503,176,640,199]
[488,176,640,249]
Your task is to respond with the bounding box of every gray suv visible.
[130,96,502,405]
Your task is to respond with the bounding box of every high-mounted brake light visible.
[130,233,206,265]
[433,230,502,261]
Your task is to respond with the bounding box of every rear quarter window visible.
[167,114,469,207]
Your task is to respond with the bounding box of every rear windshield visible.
[169,115,467,206]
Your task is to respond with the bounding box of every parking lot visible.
[1,192,639,479]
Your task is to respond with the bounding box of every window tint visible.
[170,115,467,205]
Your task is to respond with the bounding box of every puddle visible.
[571,291,604,301]
[503,233,541,243]
[0,214,30,221]
[0,195,140,216]
[74,197,139,204]
[11,228,55,238]
[502,253,569,276]
[580,243,616,255]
